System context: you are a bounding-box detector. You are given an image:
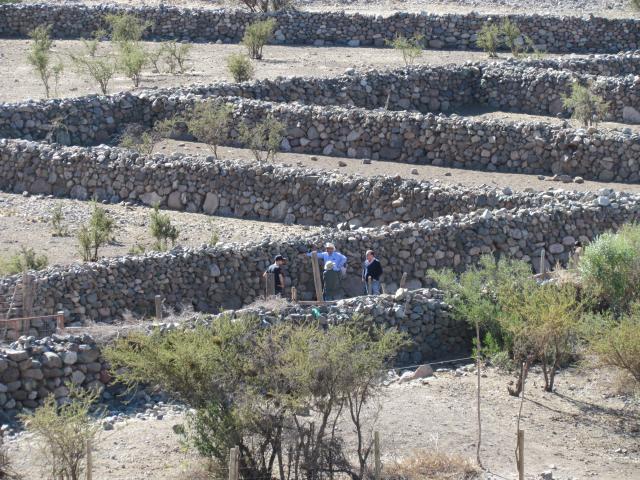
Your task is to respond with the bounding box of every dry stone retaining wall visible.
[0,198,637,324]
[0,4,639,54]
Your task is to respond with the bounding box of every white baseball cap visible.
[325,242,335,249]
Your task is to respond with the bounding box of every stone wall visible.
[1,140,626,226]
[0,197,637,324]
[515,51,640,76]
[0,4,639,53]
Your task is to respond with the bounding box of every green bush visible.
[20,386,101,480]
[183,101,233,157]
[77,201,116,262]
[562,82,609,127]
[105,317,405,479]
[117,41,147,87]
[237,0,294,11]
[105,13,151,42]
[226,53,255,82]
[242,18,276,60]
[50,203,68,237]
[162,41,191,74]
[0,246,48,275]
[476,22,500,58]
[386,34,424,66]
[238,114,285,162]
[579,224,640,312]
[27,25,64,98]
[70,44,117,95]
[149,205,179,251]
[500,18,523,57]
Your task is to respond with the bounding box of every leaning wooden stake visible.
[56,311,65,331]
[154,295,162,321]
[374,431,381,480]
[291,286,297,302]
[367,277,373,295]
[540,249,546,279]
[86,439,93,480]
[399,272,408,289]
[265,272,275,297]
[475,320,483,469]
[310,252,323,302]
[228,446,239,480]
[515,361,528,480]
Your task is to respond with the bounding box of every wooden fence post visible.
[86,438,93,480]
[291,286,297,302]
[399,272,408,289]
[380,283,387,294]
[266,272,275,297]
[311,252,323,302]
[367,277,373,296]
[517,430,524,480]
[540,249,546,279]
[374,430,381,480]
[155,295,162,321]
[22,272,33,318]
[56,311,65,331]
[228,446,239,480]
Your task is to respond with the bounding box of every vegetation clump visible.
[183,101,233,157]
[226,53,255,82]
[77,201,116,262]
[386,34,424,66]
[0,246,48,275]
[238,114,286,162]
[242,19,277,60]
[562,81,609,127]
[476,23,500,58]
[149,205,180,251]
[27,25,64,98]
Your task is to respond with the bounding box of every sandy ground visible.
[5,365,639,479]
[0,39,509,104]
[0,192,319,269]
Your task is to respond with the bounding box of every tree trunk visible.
[475,320,483,468]
[508,357,531,397]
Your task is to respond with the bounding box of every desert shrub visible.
[20,386,101,480]
[50,203,68,237]
[128,243,146,255]
[105,316,405,479]
[632,0,640,10]
[70,45,117,95]
[476,22,500,58]
[27,25,64,98]
[147,44,165,73]
[236,0,294,12]
[81,29,107,58]
[383,450,479,480]
[584,307,640,383]
[0,246,48,275]
[579,224,640,312]
[0,430,20,480]
[162,41,191,74]
[117,40,147,87]
[0,0,22,4]
[500,18,523,57]
[386,34,424,66]
[238,114,285,162]
[242,18,276,60]
[105,13,151,42]
[183,101,233,157]
[226,53,255,82]
[119,121,173,154]
[207,220,220,246]
[77,201,116,262]
[562,81,609,127]
[149,205,179,250]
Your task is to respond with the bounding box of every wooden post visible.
[374,430,381,480]
[266,272,275,297]
[228,446,240,480]
[380,283,386,294]
[367,277,373,296]
[291,286,297,302]
[399,272,408,289]
[86,439,93,480]
[56,311,65,331]
[517,430,524,480]
[155,295,162,321]
[540,249,546,279]
[310,252,323,303]
[22,272,33,318]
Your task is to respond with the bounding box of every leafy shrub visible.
[238,114,285,162]
[105,13,151,42]
[386,34,424,66]
[632,0,640,10]
[476,22,500,58]
[149,205,179,251]
[237,0,294,12]
[0,0,22,4]
[20,386,101,480]
[500,18,523,57]
[579,224,640,312]
[50,203,68,237]
[0,246,48,275]
[584,307,640,383]
[242,18,276,60]
[77,201,116,262]
[70,45,117,95]
[562,82,609,127]
[183,101,233,157]
[226,53,255,82]
[105,317,405,479]
[27,25,64,98]
[162,41,191,74]
[117,40,147,87]
[383,450,479,480]
[147,44,164,73]
[81,29,107,58]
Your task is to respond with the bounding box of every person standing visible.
[263,255,286,296]
[307,243,348,275]
[362,250,382,295]
[322,261,341,301]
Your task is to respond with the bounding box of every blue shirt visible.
[307,251,347,271]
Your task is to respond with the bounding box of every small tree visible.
[20,386,101,480]
[476,22,500,58]
[562,81,609,127]
[184,101,233,157]
[162,41,191,74]
[149,205,180,250]
[242,18,276,60]
[0,246,48,275]
[386,34,424,66]
[77,201,116,262]
[117,41,147,87]
[238,114,286,162]
[105,13,151,42]
[70,45,117,95]
[50,203,68,237]
[27,25,64,98]
[500,18,523,57]
[227,53,255,82]
[147,44,165,73]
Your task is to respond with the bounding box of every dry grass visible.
[383,450,479,480]
[243,295,292,313]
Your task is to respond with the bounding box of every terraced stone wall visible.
[1,4,639,54]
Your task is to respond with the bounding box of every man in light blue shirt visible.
[307,243,348,275]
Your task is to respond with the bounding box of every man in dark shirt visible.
[362,250,383,295]
[264,255,286,296]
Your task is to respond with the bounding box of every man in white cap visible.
[307,242,348,276]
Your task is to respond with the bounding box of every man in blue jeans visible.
[362,250,382,295]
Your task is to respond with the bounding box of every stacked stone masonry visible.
[0,197,637,324]
[1,4,639,53]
